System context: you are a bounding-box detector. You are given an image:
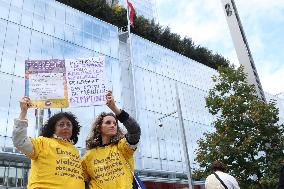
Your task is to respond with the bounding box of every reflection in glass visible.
[43,18,55,36]
[0,1,10,19]
[4,23,19,54]
[21,10,34,28]
[17,27,31,57]
[34,0,45,16]
[8,6,22,24]
[1,51,16,74]
[29,31,42,59]
[14,55,26,77]
[32,13,44,32]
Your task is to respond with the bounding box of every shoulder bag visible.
[213,172,228,189]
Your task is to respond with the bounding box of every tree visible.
[194,65,284,189]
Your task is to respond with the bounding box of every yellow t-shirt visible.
[27,136,85,189]
[82,138,135,189]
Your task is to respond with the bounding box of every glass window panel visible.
[14,55,26,77]
[22,0,34,12]
[3,137,14,152]
[43,18,55,36]
[0,1,10,19]
[92,22,101,38]
[1,51,16,74]
[65,9,82,28]
[4,23,19,54]
[44,2,56,20]
[83,32,92,49]
[63,43,74,59]
[109,32,118,57]
[101,27,109,40]
[72,46,92,58]
[150,137,159,159]
[53,38,64,59]
[32,13,44,32]
[84,17,93,34]
[93,37,100,52]
[10,0,24,8]
[74,29,83,46]
[8,5,22,24]
[0,19,7,49]
[42,35,53,59]
[29,31,42,59]
[6,77,24,137]
[54,22,65,40]
[25,110,37,137]
[0,166,5,186]
[34,0,45,16]
[0,72,12,105]
[55,5,65,23]
[100,40,110,55]
[64,25,74,43]
[21,10,33,28]
[17,27,31,57]
[0,108,8,135]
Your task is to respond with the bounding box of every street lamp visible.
[158,82,194,189]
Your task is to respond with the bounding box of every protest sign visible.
[65,57,106,107]
[25,59,69,108]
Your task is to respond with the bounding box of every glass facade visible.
[0,0,283,188]
[126,34,216,175]
[0,0,121,188]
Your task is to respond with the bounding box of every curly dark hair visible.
[39,112,81,144]
[86,112,125,149]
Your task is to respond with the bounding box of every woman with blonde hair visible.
[82,90,141,189]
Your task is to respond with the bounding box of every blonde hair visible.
[86,112,125,149]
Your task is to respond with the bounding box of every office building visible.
[0,0,283,188]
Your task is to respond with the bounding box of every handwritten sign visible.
[65,57,106,107]
[25,59,69,108]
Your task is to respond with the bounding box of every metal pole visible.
[175,83,194,189]
[38,109,44,136]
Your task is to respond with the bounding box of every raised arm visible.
[106,90,141,145]
[12,96,33,156]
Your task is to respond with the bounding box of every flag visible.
[127,0,135,27]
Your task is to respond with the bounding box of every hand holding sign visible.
[19,96,32,120]
[105,90,121,115]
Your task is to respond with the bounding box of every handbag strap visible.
[123,156,142,189]
[213,172,228,189]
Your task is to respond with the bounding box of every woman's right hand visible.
[19,96,32,120]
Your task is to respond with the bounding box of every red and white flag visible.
[127,0,135,27]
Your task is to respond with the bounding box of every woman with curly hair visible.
[82,90,141,189]
[12,96,85,189]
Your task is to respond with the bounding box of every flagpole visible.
[126,0,131,36]
[125,0,138,120]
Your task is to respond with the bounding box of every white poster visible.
[29,73,65,100]
[65,57,106,107]
[25,59,69,108]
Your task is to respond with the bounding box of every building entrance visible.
[0,153,30,189]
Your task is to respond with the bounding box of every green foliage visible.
[56,0,229,70]
[194,65,284,188]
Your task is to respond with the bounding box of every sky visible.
[155,0,284,96]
